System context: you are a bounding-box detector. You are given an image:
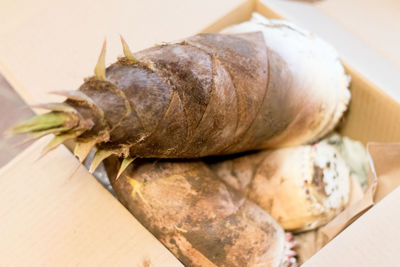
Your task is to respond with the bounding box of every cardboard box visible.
[0,0,399,265]
[251,0,400,104]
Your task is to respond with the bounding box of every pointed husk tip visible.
[8,112,75,136]
[120,35,138,62]
[94,40,107,81]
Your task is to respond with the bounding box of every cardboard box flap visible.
[303,143,400,266]
[368,143,400,202]
[0,137,182,266]
[304,178,400,266]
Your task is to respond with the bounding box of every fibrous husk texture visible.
[12,25,349,172]
[206,138,351,232]
[104,157,289,267]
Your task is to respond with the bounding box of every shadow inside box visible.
[0,73,35,167]
[0,73,116,193]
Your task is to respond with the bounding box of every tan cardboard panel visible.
[0,138,182,266]
[304,176,400,266]
[338,67,400,144]
[368,143,400,202]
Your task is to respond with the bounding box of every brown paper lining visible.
[295,142,400,264]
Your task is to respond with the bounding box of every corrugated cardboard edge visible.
[338,66,400,144]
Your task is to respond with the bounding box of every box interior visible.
[0,0,399,265]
